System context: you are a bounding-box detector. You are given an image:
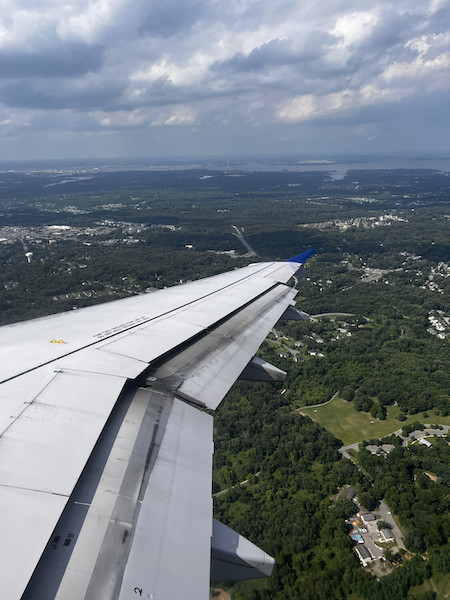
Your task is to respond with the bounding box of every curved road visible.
[296,391,339,412]
[310,312,355,318]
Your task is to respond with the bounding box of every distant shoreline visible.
[0,155,449,179]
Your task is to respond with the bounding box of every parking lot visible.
[349,497,405,567]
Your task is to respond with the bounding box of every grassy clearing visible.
[409,572,450,599]
[300,397,450,446]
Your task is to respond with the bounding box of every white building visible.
[419,438,432,448]
[379,528,395,543]
[355,545,373,566]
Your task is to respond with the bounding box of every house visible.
[366,444,395,456]
[381,444,395,454]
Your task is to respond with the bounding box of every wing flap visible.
[0,487,68,600]
[0,370,125,495]
[52,386,166,600]
[117,397,213,600]
[50,388,213,600]
[149,284,297,409]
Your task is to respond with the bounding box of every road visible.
[297,391,339,412]
[339,442,360,462]
[340,425,450,460]
[213,471,261,498]
[378,499,405,550]
[269,337,301,358]
[231,225,257,257]
[310,312,355,318]
[396,425,450,445]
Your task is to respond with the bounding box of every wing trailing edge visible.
[0,255,316,599]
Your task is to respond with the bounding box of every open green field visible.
[300,396,450,446]
[409,572,450,599]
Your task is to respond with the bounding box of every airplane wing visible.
[0,251,315,600]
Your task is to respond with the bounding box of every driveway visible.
[377,499,405,550]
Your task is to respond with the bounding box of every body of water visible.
[0,156,449,179]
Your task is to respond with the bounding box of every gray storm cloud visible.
[0,0,448,158]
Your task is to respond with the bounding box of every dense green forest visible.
[0,167,449,599]
[213,384,450,599]
[265,272,450,416]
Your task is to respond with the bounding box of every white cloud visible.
[427,0,448,15]
[383,32,450,91]
[0,8,54,48]
[91,108,150,127]
[130,53,212,87]
[277,84,411,123]
[57,0,117,43]
[331,11,379,47]
[406,32,450,57]
[151,105,197,126]
[90,104,197,128]
[384,52,450,81]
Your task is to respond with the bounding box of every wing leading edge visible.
[0,252,315,599]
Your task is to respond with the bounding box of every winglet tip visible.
[286,249,317,264]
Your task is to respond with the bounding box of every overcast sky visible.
[0,0,449,160]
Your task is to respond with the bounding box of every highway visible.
[231,225,257,257]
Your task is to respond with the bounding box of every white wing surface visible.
[0,252,314,599]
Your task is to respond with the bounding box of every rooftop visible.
[356,545,372,560]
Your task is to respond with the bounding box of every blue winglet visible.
[286,249,316,264]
